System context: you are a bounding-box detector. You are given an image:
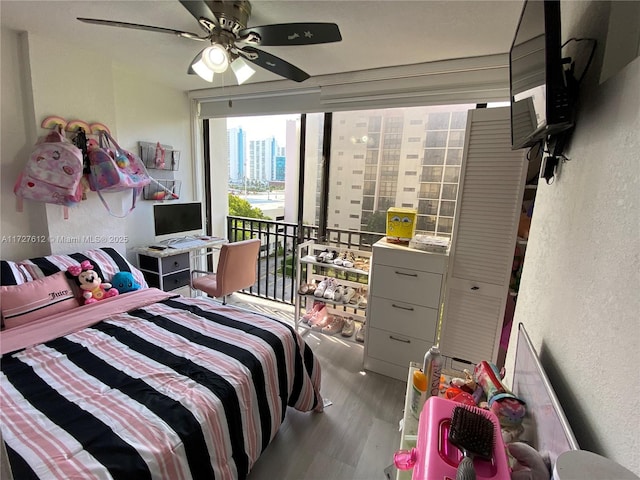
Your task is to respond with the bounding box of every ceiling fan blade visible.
[239,46,310,82]
[178,0,220,31]
[77,17,206,40]
[238,23,342,46]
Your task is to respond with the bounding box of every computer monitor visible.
[153,202,203,241]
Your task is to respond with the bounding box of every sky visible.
[226,114,299,145]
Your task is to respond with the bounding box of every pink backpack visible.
[14,127,84,208]
[87,131,151,217]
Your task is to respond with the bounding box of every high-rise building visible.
[249,136,279,181]
[274,155,286,181]
[327,105,472,238]
[227,127,246,182]
[228,105,471,239]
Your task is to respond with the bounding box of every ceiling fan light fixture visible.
[230,57,256,85]
[192,58,214,82]
[203,44,229,73]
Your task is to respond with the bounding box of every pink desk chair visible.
[191,238,261,304]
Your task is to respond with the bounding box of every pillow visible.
[1,272,79,329]
[18,247,148,290]
[0,260,31,286]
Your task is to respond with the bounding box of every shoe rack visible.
[294,240,372,344]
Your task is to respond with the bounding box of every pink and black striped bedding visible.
[1,289,323,480]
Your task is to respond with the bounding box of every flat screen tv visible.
[153,202,203,237]
[510,0,575,150]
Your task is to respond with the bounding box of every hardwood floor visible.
[247,330,406,480]
[220,293,408,479]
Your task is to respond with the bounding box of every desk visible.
[136,237,226,292]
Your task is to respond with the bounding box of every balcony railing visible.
[227,215,385,305]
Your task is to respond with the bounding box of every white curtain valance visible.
[192,53,510,118]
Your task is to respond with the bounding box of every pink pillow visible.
[1,272,79,329]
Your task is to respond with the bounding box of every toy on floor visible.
[67,260,119,304]
[111,271,141,293]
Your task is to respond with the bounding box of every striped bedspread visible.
[1,292,323,480]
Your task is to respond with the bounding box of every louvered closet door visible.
[439,107,527,365]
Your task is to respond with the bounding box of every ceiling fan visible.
[77,0,342,84]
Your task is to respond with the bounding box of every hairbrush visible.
[448,405,495,480]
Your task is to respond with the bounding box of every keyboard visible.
[167,239,207,249]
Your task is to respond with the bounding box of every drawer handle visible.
[395,271,418,277]
[392,303,414,311]
[174,261,179,267]
[470,286,479,291]
[389,335,411,344]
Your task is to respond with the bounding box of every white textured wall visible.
[505,3,640,475]
[111,64,193,262]
[25,32,123,256]
[0,30,49,259]
[0,28,192,263]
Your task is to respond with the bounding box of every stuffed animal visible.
[111,271,141,294]
[507,442,551,480]
[67,260,119,305]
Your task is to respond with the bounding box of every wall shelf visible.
[139,141,180,171]
[143,179,181,201]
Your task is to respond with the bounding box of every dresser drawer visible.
[366,326,430,368]
[162,269,191,291]
[161,253,190,274]
[370,263,443,308]
[373,243,447,274]
[368,296,438,342]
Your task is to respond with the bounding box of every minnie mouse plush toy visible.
[67,260,119,305]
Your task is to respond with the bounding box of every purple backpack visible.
[14,128,84,207]
[87,131,151,217]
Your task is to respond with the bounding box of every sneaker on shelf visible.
[354,257,370,272]
[314,278,329,297]
[323,278,337,300]
[333,252,345,266]
[322,315,344,335]
[308,305,328,328]
[342,287,356,304]
[315,249,329,262]
[349,288,364,306]
[311,310,333,330]
[341,317,355,337]
[325,250,340,263]
[301,302,323,324]
[355,321,366,343]
[298,281,317,296]
[342,251,355,268]
[357,294,368,309]
[306,281,317,295]
[333,285,345,302]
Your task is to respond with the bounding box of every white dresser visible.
[364,239,448,381]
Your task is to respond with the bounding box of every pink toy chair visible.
[191,238,261,304]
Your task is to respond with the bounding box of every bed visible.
[0,248,323,480]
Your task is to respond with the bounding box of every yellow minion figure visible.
[386,207,417,244]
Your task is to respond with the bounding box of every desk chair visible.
[191,238,261,304]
